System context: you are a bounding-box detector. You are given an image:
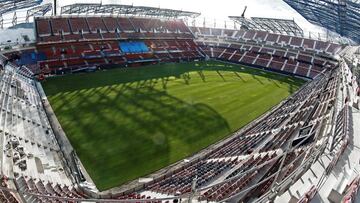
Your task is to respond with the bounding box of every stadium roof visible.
[26,3,52,22]
[60,3,201,18]
[284,0,360,44]
[229,16,304,37]
[0,0,42,15]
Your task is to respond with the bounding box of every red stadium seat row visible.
[197,42,337,79]
[148,159,239,195]
[36,16,193,43]
[35,39,203,74]
[190,26,342,55]
[15,176,85,202]
[201,152,277,201]
[243,149,304,201]
[0,177,19,203]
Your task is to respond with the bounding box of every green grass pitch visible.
[42,61,305,191]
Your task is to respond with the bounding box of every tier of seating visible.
[115,193,159,202]
[189,27,342,55]
[30,16,208,75]
[31,17,342,78]
[0,65,81,202]
[15,176,84,203]
[197,40,337,79]
[331,106,350,150]
[34,39,203,74]
[2,50,40,75]
[201,152,278,201]
[325,107,350,176]
[148,159,239,195]
[36,16,193,43]
[243,149,305,201]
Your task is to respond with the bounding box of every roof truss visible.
[60,3,201,18]
[26,3,52,22]
[229,16,304,37]
[284,0,360,43]
[0,0,42,15]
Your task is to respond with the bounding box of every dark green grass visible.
[42,61,305,191]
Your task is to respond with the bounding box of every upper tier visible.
[35,16,193,43]
[189,26,342,55]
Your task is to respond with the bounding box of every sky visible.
[56,0,324,34]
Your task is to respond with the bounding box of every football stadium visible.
[0,0,359,202]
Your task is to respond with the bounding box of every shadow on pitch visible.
[50,81,231,190]
[43,61,303,96]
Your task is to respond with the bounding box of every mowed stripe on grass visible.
[42,61,305,190]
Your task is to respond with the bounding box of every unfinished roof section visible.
[229,16,304,37]
[60,3,201,19]
[284,0,360,43]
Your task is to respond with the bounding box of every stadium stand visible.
[0,62,86,201]
[30,16,204,74]
[35,16,193,42]
[194,27,340,79]
[1,3,360,201]
[190,26,342,54]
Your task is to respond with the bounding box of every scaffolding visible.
[25,3,52,22]
[0,0,42,15]
[60,3,201,19]
[229,16,304,37]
